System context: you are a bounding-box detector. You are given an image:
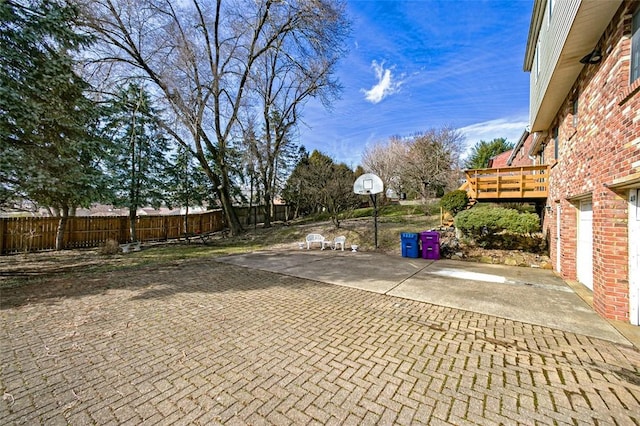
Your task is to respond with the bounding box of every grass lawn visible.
[0,205,441,289]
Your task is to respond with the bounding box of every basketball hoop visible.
[353,173,384,249]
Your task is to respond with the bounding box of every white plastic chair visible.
[333,236,346,251]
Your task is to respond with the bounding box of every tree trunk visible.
[184,204,189,238]
[129,207,137,242]
[201,159,242,235]
[259,167,272,228]
[263,187,272,228]
[248,173,254,227]
[219,185,242,235]
[216,163,242,235]
[55,206,69,251]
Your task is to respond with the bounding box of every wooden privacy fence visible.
[235,204,292,226]
[0,210,225,255]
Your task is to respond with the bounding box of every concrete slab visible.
[392,271,624,343]
[218,250,428,294]
[423,259,568,288]
[215,251,629,344]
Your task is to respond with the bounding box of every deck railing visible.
[463,165,549,200]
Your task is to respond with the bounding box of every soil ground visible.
[0,216,550,286]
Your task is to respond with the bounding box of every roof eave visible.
[523,0,547,71]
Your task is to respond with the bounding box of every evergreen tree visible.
[465,138,514,169]
[102,84,171,241]
[0,0,109,248]
[282,149,359,227]
[281,147,316,217]
[165,146,216,234]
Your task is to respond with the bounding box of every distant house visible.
[65,204,206,217]
[515,0,640,325]
[506,130,535,167]
[487,150,513,168]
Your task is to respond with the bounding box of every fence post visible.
[163,216,168,240]
[64,217,73,250]
[119,217,128,243]
[0,218,5,255]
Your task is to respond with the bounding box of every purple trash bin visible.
[420,231,440,260]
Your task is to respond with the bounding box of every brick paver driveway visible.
[2,259,639,425]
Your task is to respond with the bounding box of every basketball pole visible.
[370,193,378,249]
[353,173,383,251]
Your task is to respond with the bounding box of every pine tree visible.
[164,146,216,235]
[0,0,109,248]
[465,138,514,169]
[282,149,359,227]
[102,84,171,241]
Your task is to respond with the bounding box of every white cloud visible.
[361,60,403,104]
[458,117,529,160]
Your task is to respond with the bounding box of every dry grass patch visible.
[0,214,440,289]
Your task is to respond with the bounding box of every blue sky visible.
[298,0,534,167]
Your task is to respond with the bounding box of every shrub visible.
[440,190,469,216]
[505,209,540,234]
[500,202,536,214]
[455,206,540,237]
[455,205,501,236]
[99,239,121,255]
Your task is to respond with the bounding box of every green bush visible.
[440,190,469,215]
[455,206,540,237]
[506,209,540,234]
[500,202,536,214]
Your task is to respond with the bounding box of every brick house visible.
[487,150,513,168]
[507,131,535,167]
[517,0,640,325]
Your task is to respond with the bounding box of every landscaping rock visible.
[432,228,551,269]
[540,261,553,269]
[504,257,518,266]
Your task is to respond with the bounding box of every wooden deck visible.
[462,165,549,201]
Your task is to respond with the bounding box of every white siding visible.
[529,0,580,128]
[525,0,621,131]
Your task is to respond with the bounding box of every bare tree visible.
[362,136,409,201]
[361,127,464,201]
[243,21,346,226]
[80,0,349,235]
[404,127,464,199]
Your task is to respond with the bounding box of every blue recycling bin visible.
[400,233,420,258]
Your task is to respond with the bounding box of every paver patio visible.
[1,259,639,424]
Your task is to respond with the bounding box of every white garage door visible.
[577,200,593,290]
[630,189,639,326]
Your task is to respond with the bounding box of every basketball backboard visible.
[353,173,383,195]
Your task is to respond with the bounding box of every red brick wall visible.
[509,134,536,167]
[539,0,640,322]
[488,150,513,168]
